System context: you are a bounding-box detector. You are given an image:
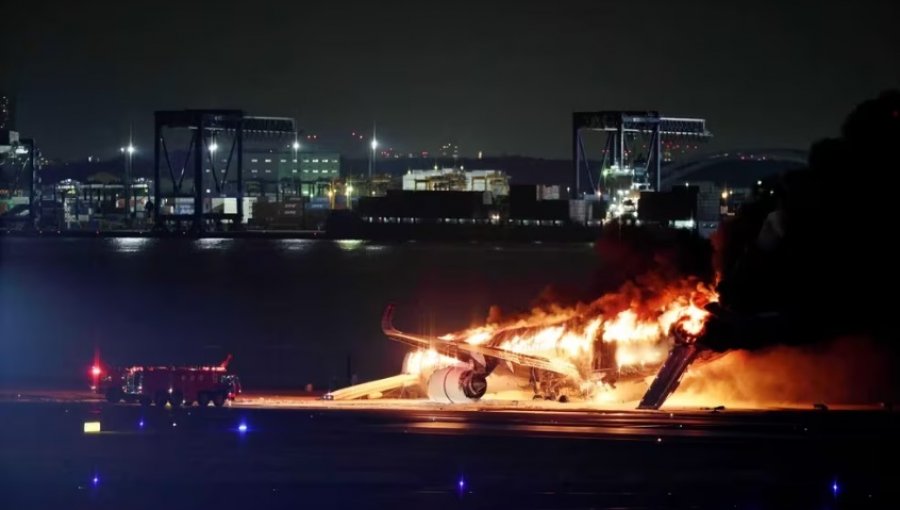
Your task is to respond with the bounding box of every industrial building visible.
[243,149,340,199]
[401,168,509,195]
[38,178,154,229]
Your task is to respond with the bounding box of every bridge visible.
[658,148,808,190]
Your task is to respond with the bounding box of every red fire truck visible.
[91,355,241,408]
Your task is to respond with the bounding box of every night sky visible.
[3,0,897,160]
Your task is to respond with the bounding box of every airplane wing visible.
[381,304,581,379]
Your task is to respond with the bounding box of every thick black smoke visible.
[705,90,900,354]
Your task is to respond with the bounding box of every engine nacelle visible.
[426,366,488,403]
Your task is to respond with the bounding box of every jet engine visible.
[426,366,488,403]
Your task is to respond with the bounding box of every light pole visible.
[208,141,218,197]
[292,140,300,197]
[119,143,135,217]
[369,123,378,180]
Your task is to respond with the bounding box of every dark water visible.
[0,237,598,389]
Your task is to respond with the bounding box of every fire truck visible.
[91,355,241,408]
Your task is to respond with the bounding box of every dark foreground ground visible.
[0,401,897,509]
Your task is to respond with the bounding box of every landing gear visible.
[212,392,226,408]
[154,391,168,407]
[197,392,211,408]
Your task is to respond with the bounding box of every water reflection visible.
[336,239,364,251]
[280,239,314,252]
[110,237,151,253]
[194,238,233,251]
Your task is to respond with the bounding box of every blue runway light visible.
[138,419,145,429]
[832,480,839,496]
[458,476,466,491]
[92,475,99,487]
[238,422,248,434]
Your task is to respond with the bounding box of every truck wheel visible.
[212,393,226,408]
[154,391,168,407]
[105,388,123,403]
[169,391,184,408]
[197,392,211,407]
[139,396,152,407]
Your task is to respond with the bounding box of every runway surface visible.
[0,390,897,509]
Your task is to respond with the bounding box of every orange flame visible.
[402,277,718,386]
[404,349,460,376]
[461,278,715,377]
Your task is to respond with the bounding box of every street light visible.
[370,137,378,178]
[120,144,137,216]
[291,139,301,198]
[368,123,378,179]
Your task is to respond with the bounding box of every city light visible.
[371,138,378,150]
[127,144,135,154]
[346,185,354,196]
[209,142,218,153]
[292,141,300,150]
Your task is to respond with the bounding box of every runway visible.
[0,390,897,509]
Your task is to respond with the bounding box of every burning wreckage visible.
[327,277,721,409]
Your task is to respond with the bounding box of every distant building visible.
[298,152,340,182]
[0,94,14,130]
[439,141,459,160]
[242,150,340,198]
[298,152,340,198]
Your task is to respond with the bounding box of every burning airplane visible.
[328,276,720,409]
